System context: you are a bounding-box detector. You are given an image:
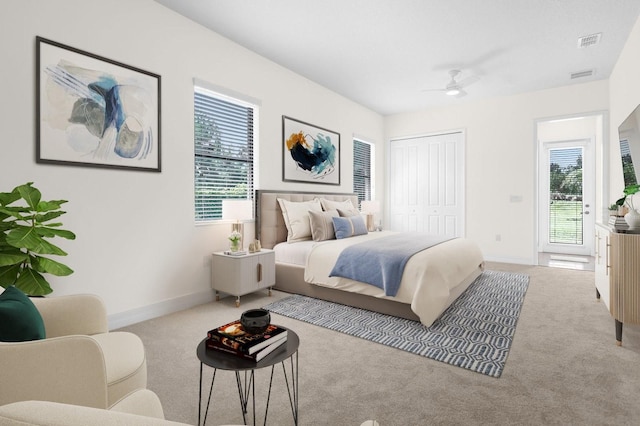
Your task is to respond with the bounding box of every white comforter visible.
[303,231,484,326]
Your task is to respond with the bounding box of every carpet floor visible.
[263,270,529,377]
[119,262,640,425]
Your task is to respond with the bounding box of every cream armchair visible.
[0,294,147,409]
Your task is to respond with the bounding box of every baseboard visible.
[483,255,534,265]
[108,290,215,330]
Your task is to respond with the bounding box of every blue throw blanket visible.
[329,233,455,297]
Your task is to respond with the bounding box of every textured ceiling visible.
[155,0,640,116]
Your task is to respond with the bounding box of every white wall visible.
[0,0,383,327]
[384,82,609,264]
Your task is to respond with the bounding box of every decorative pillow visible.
[332,215,368,239]
[337,208,361,217]
[277,198,323,242]
[309,210,339,241]
[0,286,46,342]
[320,198,358,215]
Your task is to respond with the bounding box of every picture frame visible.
[282,116,340,185]
[36,36,161,172]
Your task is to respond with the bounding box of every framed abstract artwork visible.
[36,36,161,172]
[282,116,340,185]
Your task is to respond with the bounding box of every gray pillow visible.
[309,210,339,241]
[337,208,360,217]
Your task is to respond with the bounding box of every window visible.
[194,85,256,221]
[353,139,373,204]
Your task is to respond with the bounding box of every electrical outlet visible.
[495,234,501,242]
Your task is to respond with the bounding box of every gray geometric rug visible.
[263,270,529,378]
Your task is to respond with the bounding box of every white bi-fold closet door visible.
[389,131,465,236]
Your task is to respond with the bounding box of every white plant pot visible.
[624,210,640,230]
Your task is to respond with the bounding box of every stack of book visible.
[206,319,288,362]
[609,215,628,230]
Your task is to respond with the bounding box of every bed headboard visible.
[256,190,359,249]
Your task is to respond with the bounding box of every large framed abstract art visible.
[282,116,340,185]
[36,37,161,172]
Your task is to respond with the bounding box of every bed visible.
[255,190,485,326]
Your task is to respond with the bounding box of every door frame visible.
[533,111,608,264]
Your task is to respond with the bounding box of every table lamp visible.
[222,199,252,250]
[360,200,381,232]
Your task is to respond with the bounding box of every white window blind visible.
[353,139,372,203]
[194,87,255,221]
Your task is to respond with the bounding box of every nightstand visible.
[211,249,275,307]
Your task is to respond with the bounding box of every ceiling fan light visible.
[446,88,460,96]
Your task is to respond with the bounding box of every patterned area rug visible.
[263,270,529,378]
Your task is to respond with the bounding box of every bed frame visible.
[256,190,425,320]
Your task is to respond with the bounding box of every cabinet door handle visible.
[257,263,262,282]
[606,237,610,276]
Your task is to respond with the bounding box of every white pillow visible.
[277,198,323,242]
[320,198,358,215]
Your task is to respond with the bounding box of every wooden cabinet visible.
[594,224,640,345]
[211,249,275,307]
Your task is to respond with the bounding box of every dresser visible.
[594,223,640,345]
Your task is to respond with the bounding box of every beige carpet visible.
[120,262,640,425]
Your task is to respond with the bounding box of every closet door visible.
[389,132,464,236]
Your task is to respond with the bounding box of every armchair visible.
[0,294,147,409]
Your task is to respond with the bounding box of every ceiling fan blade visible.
[457,75,480,88]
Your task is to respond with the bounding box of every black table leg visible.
[616,319,623,346]
[199,364,218,426]
[596,288,601,300]
[281,352,299,425]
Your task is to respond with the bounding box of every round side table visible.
[197,326,299,425]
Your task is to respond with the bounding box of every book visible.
[207,320,287,355]
[206,335,287,362]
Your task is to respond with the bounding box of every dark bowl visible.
[240,309,271,334]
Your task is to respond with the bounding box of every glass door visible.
[539,139,594,255]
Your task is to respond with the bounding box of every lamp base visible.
[231,222,244,250]
[365,214,376,232]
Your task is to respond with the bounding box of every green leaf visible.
[6,226,68,255]
[33,256,73,276]
[0,189,21,207]
[36,227,76,240]
[36,200,68,213]
[623,184,640,196]
[14,267,52,296]
[35,211,65,223]
[17,183,41,210]
[0,264,20,287]
[0,252,28,267]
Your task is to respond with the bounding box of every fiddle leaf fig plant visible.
[0,182,76,296]
[616,184,640,212]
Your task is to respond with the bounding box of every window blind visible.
[194,87,255,221]
[353,139,372,204]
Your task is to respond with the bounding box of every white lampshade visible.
[222,199,252,221]
[360,200,380,214]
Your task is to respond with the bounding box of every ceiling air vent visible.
[570,69,594,80]
[577,33,602,48]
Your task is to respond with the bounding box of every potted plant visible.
[0,182,76,296]
[609,203,620,216]
[616,184,640,229]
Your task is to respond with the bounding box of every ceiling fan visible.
[423,69,480,97]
